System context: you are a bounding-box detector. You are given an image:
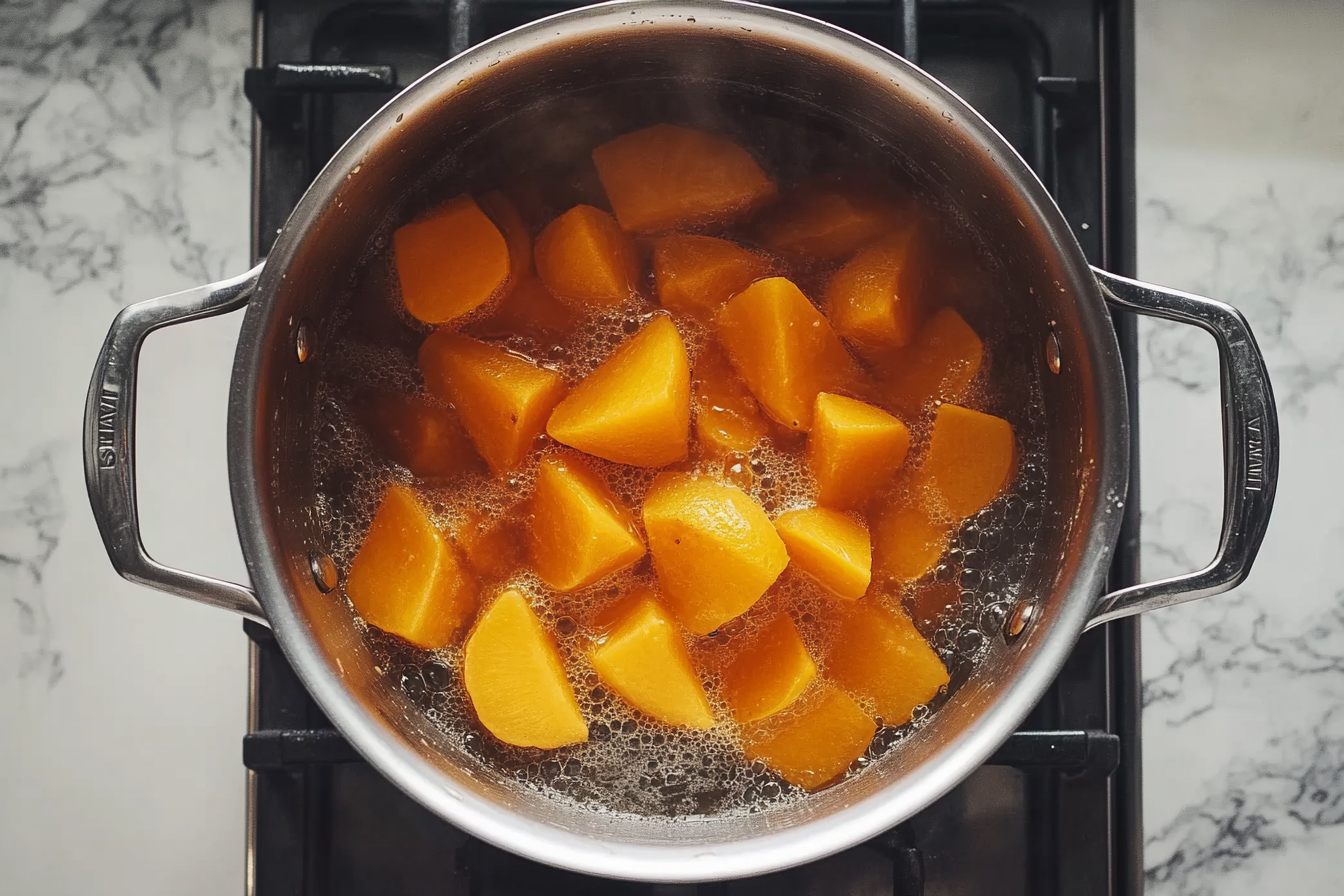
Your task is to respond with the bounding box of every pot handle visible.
[1085,268,1278,629]
[83,264,268,623]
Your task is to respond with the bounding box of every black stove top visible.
[242,2,1142,893]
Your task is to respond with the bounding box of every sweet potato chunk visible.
[774,507,871,600]
[693,342,769,456]
[355,392,483,480]
[827,602,949,726]
[825,228,925,350]
[872,499,953,582]
[528,455,646,592]
[807,393,910,511]
[742,685,875,791]
[546,315,690,466]
[534,205,639,305]
[878,309,984,417]
[418,332,567,475]
[653,235,771,318]
[592,124,777,233]
[468,194,574,343]
[395,195,510,324]
[717,277,864,431]
[478,190,533,290]
[469,275,576,343]
[758,182,903,262]
[722,614,817,723]
[346,485,477,649]
[590,588,715,729]
[463,589,588,748]
[922,403,1015,518]
[642,473,790,635]
[451,509,524,583]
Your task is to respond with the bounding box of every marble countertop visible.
[1135,3,1344,893]
[1,0,1340,893]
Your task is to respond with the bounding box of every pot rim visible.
[229,0,1129,881]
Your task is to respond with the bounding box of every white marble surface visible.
[0,0,1341,893]
[1136,2,1344,893]
[0,0,252,894]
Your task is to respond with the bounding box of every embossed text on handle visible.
[97,385,119,469]
[1246,416,1264,493]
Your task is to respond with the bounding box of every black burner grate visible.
[244,2,1141,893]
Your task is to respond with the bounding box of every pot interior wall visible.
[241,12,1112,850]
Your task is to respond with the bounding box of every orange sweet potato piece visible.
[653,235,771,319]
[921,403,1015,518]
[774,507,871,600]
[590,588,715,729]
[877,309,984,417]
[827,601,949,726]
[354,392,483,480]
[742,685,876,790]
[477,190,533,289]
[451,509,524,583]
[395,195,511,324]
[546,315,690,466]
[345,485,477,649]
[721,614,817,723]
[824,228,925,350]
[758,182,904,262]
[527,455,646,592]
[592,124,777,234]
[418,332,566,475]
[716,277,865,431]
[534,204,639,306]
[807,392,910,511]
[693,342,769,457]
[469,275,576,343]
[463,589,588,748]
[872,498,954,583]
[642,473,790,635]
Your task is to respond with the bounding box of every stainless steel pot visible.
[84,0,1278,882]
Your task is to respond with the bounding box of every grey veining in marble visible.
[0,0,252,893]
[1141,193,1344,414]
[0,447,66,688]
[0,0,251,304]
[1145,589,1344,891]
[1138,178,1344,890]
[1136,2,1344,893]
